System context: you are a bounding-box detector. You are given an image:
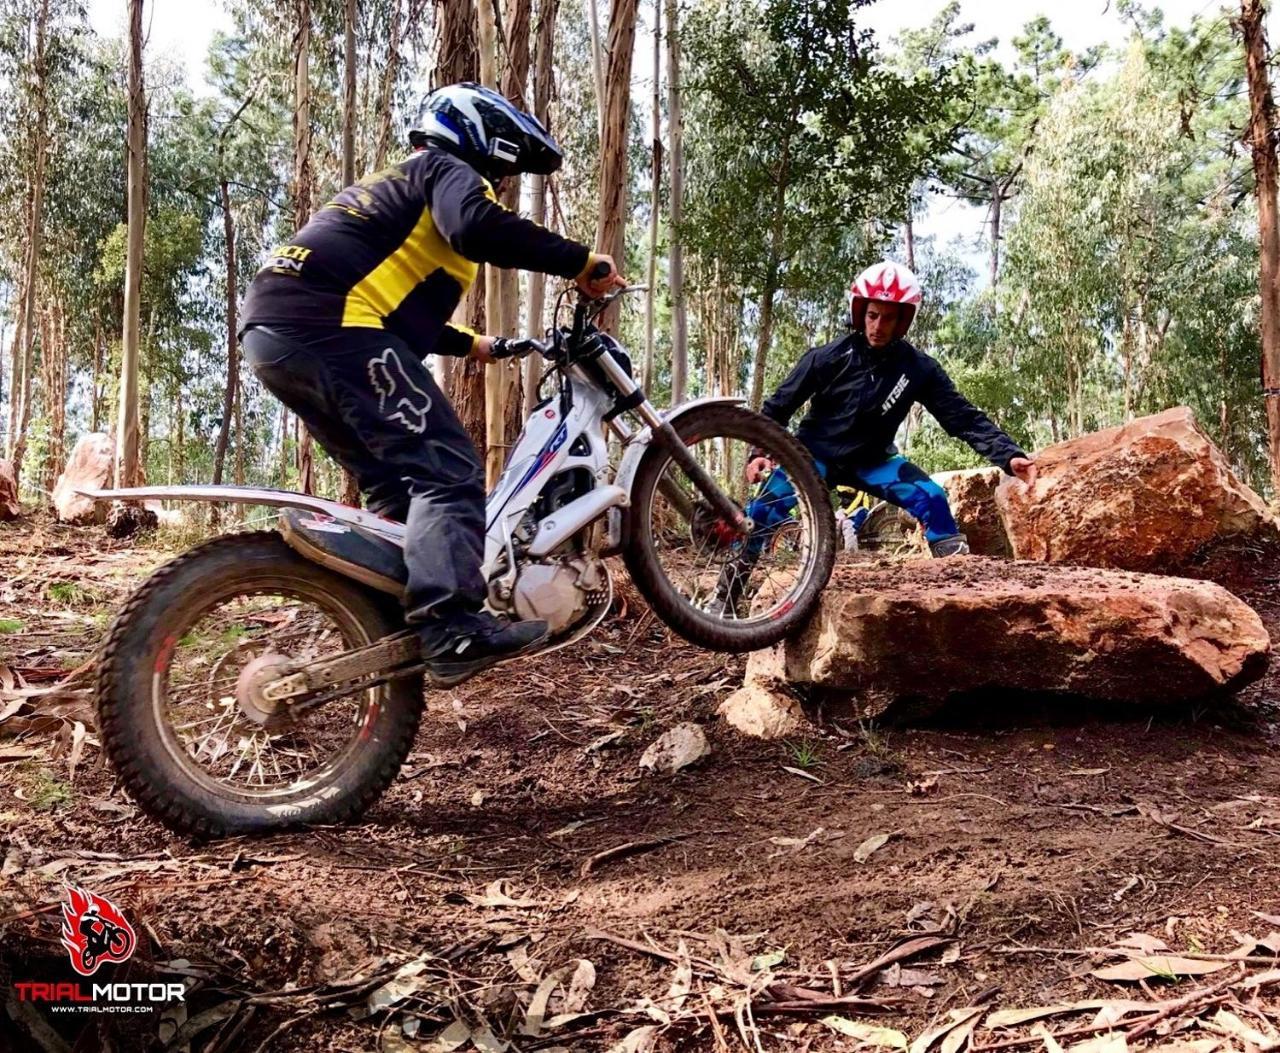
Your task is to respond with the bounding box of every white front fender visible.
[613,396,745,498]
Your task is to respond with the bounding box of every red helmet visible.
[850,261,923,342]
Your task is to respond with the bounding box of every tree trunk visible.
[479,0,504,486]
[748,133,790,412]
[489,0,532,485]
[279,406,290,484]
[595,0,638,335]
[643,0,661,393]
[115,0,146,490]
[8,0,49,483]
[234,374,245,485]
[339,0,361,504]
[91,322,103,433]
[41,298,67,498]
[989,182,1002,288]
[343,0,357,187]
[586,0,606,137]
[213,179,237,487]
[523,0,559,411]
[433,0,486,453]
[374,0,402,168]
[1243,0,1280,495]
[665,0,686,404]
[293,0,316,495]
[904,214,916,272]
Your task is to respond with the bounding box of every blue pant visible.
[744,455,959,553]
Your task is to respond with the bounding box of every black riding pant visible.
[240,324,486,626]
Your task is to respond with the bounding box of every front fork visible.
[596,354,753,536]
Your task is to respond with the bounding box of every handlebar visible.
[488,279,651,363]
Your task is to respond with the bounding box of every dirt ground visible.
[3,513,1280,1053]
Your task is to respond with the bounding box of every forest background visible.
[1,0,1276,511]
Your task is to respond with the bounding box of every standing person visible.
[709,261,1035,615]
[239,83,623,684]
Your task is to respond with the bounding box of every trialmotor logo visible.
[59,885,136,977]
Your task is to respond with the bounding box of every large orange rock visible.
[996,407,1275,572]
[52,433,114,525]
[0,458,19,520]
[722,557,1269,734]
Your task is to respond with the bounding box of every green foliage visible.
[0,0,1272,510]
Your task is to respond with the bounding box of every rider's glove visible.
[489,337,542,360]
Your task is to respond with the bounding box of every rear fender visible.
[78,485,407,543]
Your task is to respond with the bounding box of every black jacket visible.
[761,331,1026,473]
[241,147,589,357]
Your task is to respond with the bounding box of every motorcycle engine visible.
[511,557,604,634]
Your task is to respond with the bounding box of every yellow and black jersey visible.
[241,147,590,357]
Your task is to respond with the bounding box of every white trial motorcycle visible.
[84,281,835,836]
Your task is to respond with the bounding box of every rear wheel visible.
[622,405,835,651]
[96,532,423,837]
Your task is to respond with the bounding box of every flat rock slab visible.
[721,556,1270,736]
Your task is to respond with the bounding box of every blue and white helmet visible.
[410,82,564,182]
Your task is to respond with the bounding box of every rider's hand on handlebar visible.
[746,456,776,484]
[488,336,544,361]
[576,253,626,298]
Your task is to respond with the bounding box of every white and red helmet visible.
[850,261,923,342]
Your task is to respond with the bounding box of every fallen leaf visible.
[769,827,840,852]
[1253,911,1280,926]
[559,959,596,1014]
[66,720,86,782]
[751,949,785,973]
[667,940,692,1013]
[940,1010,981,1053]
[1090,956,1230,982]
[470,1025,509,1052]
[854,832,892,864]
[607,1025,658,1053]
[909,1007,983,1053]
[547,819,603,839]
[906,902,935,926]
[908,776,939,796]
[880,967,945,988]
[986,1002,1150,1030]
[1066,767,1112,777]
[1066,1034,1128,1053]
[464,880,540,909]
[1033,1024,1066,1053]
[585,729,625,753]
[1114,933,1169,954]
[1204,1008,1279,1050]
[781,764,824,784]
[823,1016,908,1048]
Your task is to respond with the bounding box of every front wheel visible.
[622,405,835,651]
[96,532,424,838]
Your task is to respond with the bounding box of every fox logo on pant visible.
[368,348,432,434]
